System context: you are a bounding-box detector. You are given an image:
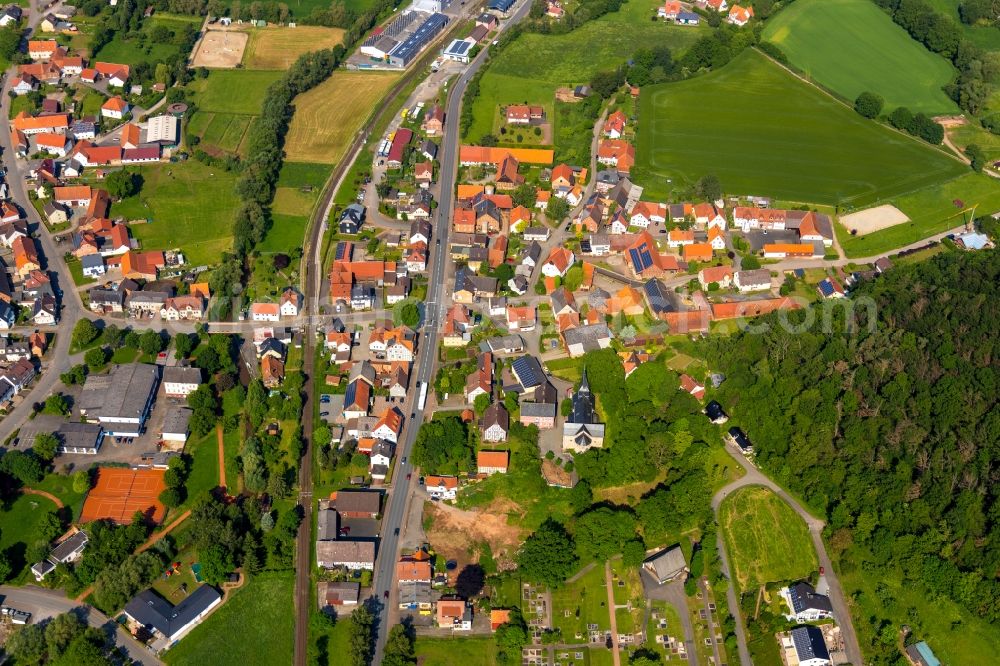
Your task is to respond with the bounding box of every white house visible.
[780,582,833,623]
[425,475,458,500]
[788,625,831,666]
[541,247,575,278]
[162,366,202,398]
[733,269,771,293]
[100,96,129,120]
[279,289,301,317]
[81,254,106,278]
[250,302,280,322]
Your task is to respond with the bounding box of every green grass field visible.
[837,173,1000,257]
[257,162,330,254]
[163,573,294,666]
[111,160,239,266]
[188,70,283,115]
[0,492,59,575]
[635,50,967,206]
[466,0,706,143]
[763,0,958,114]
[719,486,817,592]
[415,637,498,666]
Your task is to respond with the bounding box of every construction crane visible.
[946,199,978,233]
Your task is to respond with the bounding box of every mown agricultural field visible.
[243,26,345,69]
[259,162,332,253]
[465,0,707,145]
[112,160,239,266]
[284,70,400,164]
[186,70,283,156]
[763,0,958,114]
[719,486,817,592]
[634,50,967,206]
[836,172,1000,257]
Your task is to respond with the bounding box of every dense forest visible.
[707,250,1000,660]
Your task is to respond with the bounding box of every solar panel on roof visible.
[818,280,834,296]
[512,356,542,388]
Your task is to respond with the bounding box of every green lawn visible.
[634,50,967,206]
[466,0,706,144]
[188,70,283,115]
[0,492,59,575]
[416,637,498,666]
[33,472,89,522]
[718,486,817,592]
[163,572,294,666]
[110,160,239,267]
[837,173,1000,257]
[184,430,221,500]
[762,0,958,114]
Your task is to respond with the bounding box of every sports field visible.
[837,172,1000,257]
[243,26,345,69]
[284,70,400,164]
[80,467,167,525]
[465,0,706,143]
[635,50,967,206]
[111,160,240,266]
[763,0,958,114]
[719,486,817,592]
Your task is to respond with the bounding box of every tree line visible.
[875,0,1000,115]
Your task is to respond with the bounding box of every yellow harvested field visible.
[244,26,346,70]
[284,71,401,165]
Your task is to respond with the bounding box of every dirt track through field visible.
[217,424,227,494]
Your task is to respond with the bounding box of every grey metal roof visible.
[644,546,686,581]
[562,324,612,350]
[161,406,192,435]
[519,402,555,418]
[162,366,202,385]
[79,363,159,421]
[56,421,103,451]
[50,531,88,562]
[124,585,221,640]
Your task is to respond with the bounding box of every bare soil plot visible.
[244,26,345,70]
[191,29,249,68]
[424,499,522,573]
[838,204,910,236]
[284,70,400,164]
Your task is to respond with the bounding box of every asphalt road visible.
[711,449,863,666]
[0,0,83,443]
[368,3,533,663]
[0,585,162,665]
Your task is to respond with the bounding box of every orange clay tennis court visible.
[80,467,168,525]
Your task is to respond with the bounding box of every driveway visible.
[0,585,162,666]
[639,571,696,666]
